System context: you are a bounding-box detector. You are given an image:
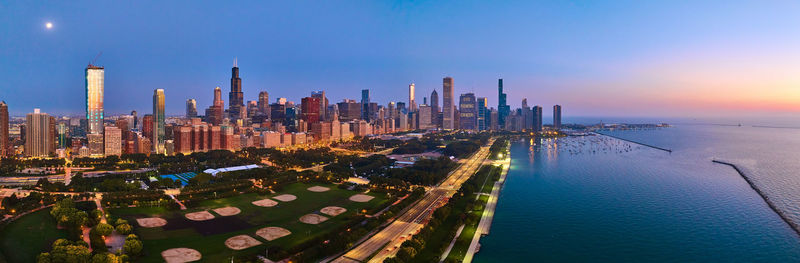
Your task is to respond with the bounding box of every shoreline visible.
[462,146,511,263]
[712,160,800,237]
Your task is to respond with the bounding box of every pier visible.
[712,160,800,238]
[595,132,672,153]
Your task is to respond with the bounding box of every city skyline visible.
[4,1,800,117]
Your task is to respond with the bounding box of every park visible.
[107,182,386,262]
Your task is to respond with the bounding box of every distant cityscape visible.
[0,60,563,159]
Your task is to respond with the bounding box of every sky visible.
[2,0,800,118]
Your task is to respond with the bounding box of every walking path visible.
[463,155,510,263]
[168,194,187,210]
[439,225,465,262]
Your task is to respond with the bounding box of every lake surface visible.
[474,125,800,262]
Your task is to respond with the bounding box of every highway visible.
[332,139,493,263]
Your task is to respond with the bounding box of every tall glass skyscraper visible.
[553,104,562,130]
[477,97,488,131]
[85,65,104,135]
[361,89,370,121]
[153,89,165,154]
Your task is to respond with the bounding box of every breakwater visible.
[712,160,800,237]
[595,132,672,153]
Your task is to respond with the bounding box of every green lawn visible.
[0,208,68,263]
[108,183,388,262]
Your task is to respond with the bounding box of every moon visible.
[45,22,53,29]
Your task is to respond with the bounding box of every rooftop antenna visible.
[90,51,102,66]
[234,57,238,67]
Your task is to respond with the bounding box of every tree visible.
[95,223,114,237]
[114,218,128,226]
[91,253,122,263]
[124,235,143,256]
[116,223,133,235]
[40,239,91,263]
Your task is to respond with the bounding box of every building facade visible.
[85,65,105,135]
[153,89,166,154]
[442,77,454,129]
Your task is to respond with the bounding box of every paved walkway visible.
[439,224,465,262]
[463,156,510,263]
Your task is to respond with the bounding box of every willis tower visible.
[228,58,245,120]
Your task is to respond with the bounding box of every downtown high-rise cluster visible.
[0,60,563,159]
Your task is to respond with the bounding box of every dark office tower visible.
[153,89,165,154]
[228,59,244,120]
[459,93,477,130]
[301,97,321,124]
[532,106,543,132]
[285,107,298,129]
[186,99,197,118]
[258,91,270,117]
[498,79,510,129]
[361,89,370,121]
[311,91,327,121]
[0,101,7,156]
[131,110,138,129]
[270,103,286,124]
[442,77,454,130]
[553,104,562,130]
[430,89,439,126]
[477,97,488,131]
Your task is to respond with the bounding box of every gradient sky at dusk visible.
[2,1,800,117]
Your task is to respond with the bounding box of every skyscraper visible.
[430,89,439,126]
[228,59,244,120]
[459,93,477,130]
[206,87,224,125]
[442,77,454,130]
[532,105,543,132]
[25,109,53,157]
[85,64,104,135]
[0,101,7,156]
[301,97,321,124]
[311,91,327,121]
[553,104,562,130]
[497,78,510,128]
[153,89,165,154]
[186,99,197,118]
[361,89,370,121]
[131,110,138,129]
[104,125,122,157]
[409,83,416,112]
[477,97,488,131]
[258,91,270,117]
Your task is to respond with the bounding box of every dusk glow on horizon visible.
[2,1,800,117]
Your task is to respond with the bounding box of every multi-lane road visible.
[332,139,493,263]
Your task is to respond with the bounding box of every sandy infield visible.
[225,235,262,250]
[213,206,241,216]
[300,214,329,224]
[256,227,292,241]
[349,194,375,203]
[273,194,297,202]
[136,217,167,228]
[252,198,279,207]
[307,186,330,192]
[161,248,201,263]
[185,211,215,221]
[320,206,347,217]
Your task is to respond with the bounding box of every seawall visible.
[595,132,672,153]
[712,160,800,237]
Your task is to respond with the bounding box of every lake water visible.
[474,125,800,262]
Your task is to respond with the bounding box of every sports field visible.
[107,183,387,262]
